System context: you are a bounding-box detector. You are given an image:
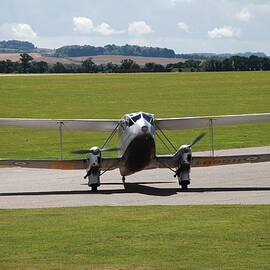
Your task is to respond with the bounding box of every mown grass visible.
[0,206,269,270]
[0,72,270,159]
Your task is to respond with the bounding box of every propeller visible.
[188,132,206,148]
[72,147,119,155]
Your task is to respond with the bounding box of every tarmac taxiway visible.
[0,147,269,208]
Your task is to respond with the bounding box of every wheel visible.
[91,184,98,192]
[181,183,188,190]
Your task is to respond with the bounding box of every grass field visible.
[0,205,269,270]
[0,72,270,158]
[0,73,269,270]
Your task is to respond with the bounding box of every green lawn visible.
[0,72,270,159]
[0,206,269,270]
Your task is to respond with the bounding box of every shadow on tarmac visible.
[0,183,270,197]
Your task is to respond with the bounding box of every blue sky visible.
[1,0,270,54]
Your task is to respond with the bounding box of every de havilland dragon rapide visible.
[0,112,270,191]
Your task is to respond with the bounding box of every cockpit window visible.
[143,113,153,124]
[131,114,141,123]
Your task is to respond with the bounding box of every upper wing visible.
[149,153,270,169]
[0,157,121,171]
[155,113,270,130]
[0,118,119,132]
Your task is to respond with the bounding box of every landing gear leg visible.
[122,176,126,184]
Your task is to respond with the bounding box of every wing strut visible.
[155,122,177,154]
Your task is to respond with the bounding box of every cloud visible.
[236,3,270,23]
[0,23,37,40]
[177,22,190,33]
[237,8,252,22]
[73,16,123,36]
[253,3,270,14]
[95,23,124,36]
[169,0,192,6]
[208,26,240,39]
[128,21,153,35]
[73,17,94,33]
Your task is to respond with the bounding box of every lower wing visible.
[0,157,121,171]
[150,153,270,169]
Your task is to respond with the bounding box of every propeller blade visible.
[101,147,120,152]
[189,133,206,147]
[71,150,92,154]
[71,147,119,155]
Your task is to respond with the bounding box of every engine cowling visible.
[85,147,101,190]
[176,145,192,188]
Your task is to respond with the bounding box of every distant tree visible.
[82,57,96,73]
[144,62,165,72]
[184,60,201,71]
[120,59,140,72]
[20,53,33,73]
[0,40,35,52]
[30,61,49,73]
[248,55,262,71]
[231,56,249,71]
[261,57,270,70]
[56,44,176,58]
[222,58,234,71]
[52,62,66,73]
[103,62,118,73]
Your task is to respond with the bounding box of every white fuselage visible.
[118,112,156,176]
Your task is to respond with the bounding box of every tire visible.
[91,184,98,192]
[181,183,188,190]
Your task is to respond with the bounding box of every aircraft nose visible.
[141,126,148,133]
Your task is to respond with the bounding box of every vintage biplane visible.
[0,112,270,191]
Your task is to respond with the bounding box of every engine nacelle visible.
[176,145,192,188]
[85,147,101,190]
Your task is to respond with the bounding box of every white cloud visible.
[237,8,252,22]
[128,21,153,35]
[208,26,240,39]
[169,0,192,6]
[0,23,37,40]
[177,22,190,33]
[253,3,270,14]
[73,16,123,36]
[236,3,270,23]
[95,22,124,35]
[73,16,94,33]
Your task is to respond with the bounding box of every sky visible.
[0,0,270,54]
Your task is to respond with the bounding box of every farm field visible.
[0,72,270,159]
[0,205,269,269]
[0,53,183,65]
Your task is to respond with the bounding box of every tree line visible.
[0,53,270,74]
[0,40,35,53]
[55,44,176,58]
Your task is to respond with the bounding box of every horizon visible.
[1,39,268,57]
[0,0,270,54]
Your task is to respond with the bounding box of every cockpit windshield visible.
[127,113,153,127]
[131,114,141,123]
[143,113,153,124]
